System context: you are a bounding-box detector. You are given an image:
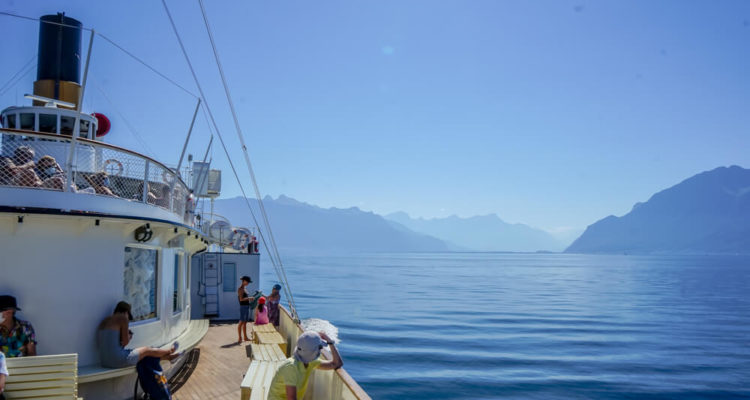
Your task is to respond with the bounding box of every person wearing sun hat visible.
[0,295,36,357]
[267,331,343,400]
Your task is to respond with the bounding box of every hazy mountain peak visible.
[210,195,450,253]
[384,211,564,252]
[566,165,750,254]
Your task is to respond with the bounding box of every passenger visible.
[155,185,171,208]
[268,331,343,400]
[36,155,75,191]
[97,301,180,368]
[254,297,269,326]
[84,172,115,196]
[136,182,158,204]
[0,295,37,357]
[11,146,34,169]
[0,158,15,186]
[267,284,282,328]
[184,190,196,224]
[237,276,259,343]
[11,147,41,187]
[0,351,7,400]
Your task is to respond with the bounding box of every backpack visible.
[135,356,171,400]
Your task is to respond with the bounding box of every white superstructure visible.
[0,12,257,399]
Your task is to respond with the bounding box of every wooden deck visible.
[171,323,257,400]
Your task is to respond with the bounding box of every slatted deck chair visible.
[4,353,82,399]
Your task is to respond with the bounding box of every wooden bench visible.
[4,353,83,399]
[240,359,283,400]
[249,344,286,362]
[252,324,277,334]
[254,331,287,356]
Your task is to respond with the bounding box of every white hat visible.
[294,331,325,363]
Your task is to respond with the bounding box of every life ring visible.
[231,229,251,250]
[103,159,123,176]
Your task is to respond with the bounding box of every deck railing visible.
[0,128,195,225]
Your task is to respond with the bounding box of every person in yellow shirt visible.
[268,331,343,400]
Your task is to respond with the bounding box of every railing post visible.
[65,29,95,193]
[142,161,150,203]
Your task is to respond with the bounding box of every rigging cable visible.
[196,0,298,316]
[0,55,36,96]
[160,0,298,319]
[0,12,198,101]
[97,33,198,99]
[93,81,158,157]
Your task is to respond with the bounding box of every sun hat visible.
[241,276,252,283]
[293,331,326,363]
[0,295,21,311]
[272,284,281,291]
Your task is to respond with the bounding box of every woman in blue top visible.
[97,301,180,368]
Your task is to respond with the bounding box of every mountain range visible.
[566,165,750,254]
[211,195,451,253]
[384,212,564,252]
[210,165,749,254]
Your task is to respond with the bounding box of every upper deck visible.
[0,125,195,227]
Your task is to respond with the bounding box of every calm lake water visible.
[259,253,750,399]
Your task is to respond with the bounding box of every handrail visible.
[0,128,195,225]
[0,127,189,187]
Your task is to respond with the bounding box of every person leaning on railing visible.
[136,181,158,204]
[0,158,16,186]
[36,155,76,191]
[268,331,343,400]
[10,147,41,188]
[84,172,116,196]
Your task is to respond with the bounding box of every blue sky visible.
[1,0,749,236]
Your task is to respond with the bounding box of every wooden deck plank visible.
[172,323,253,400]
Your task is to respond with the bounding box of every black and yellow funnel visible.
[33,13,82,109]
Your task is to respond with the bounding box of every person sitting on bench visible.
[97,301,180,368]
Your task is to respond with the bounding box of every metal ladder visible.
[202,254,220,316]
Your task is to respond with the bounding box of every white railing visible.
[0,128,195,225]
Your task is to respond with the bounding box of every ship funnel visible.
[33,13,83,109]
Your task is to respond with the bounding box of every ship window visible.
[7,114,16,129]
[124,246,159,321]
[20,113,34,130]
[173,253,183,314]
[79,120,90,138]
[39,113,57,133]
[222,263,236,292]
[60,116,74,135]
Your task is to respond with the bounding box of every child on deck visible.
[254,297,269,325]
